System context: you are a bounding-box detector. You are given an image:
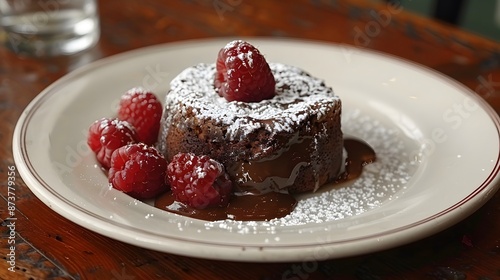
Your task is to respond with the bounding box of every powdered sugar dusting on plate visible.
[205,108,415,227]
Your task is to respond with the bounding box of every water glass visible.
[0,0,100,56]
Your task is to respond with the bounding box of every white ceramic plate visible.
[13,38,500,262]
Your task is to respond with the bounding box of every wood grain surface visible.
[1,0,500,279]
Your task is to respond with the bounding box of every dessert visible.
[158,42,343,195]
[87,40,376,222]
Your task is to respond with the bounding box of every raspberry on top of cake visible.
[158,40,343,195]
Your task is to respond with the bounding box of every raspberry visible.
[108,143,169,199]
[215,40,276,102]
[166,153,233,209]
[87,118,138,169]
[118,87,162,145]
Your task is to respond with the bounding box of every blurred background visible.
[380,0,500,41]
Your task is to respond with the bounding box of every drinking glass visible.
[0,0,100,56]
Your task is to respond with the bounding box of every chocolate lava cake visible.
[158,62,343,195]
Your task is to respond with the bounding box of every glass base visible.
[0,11,100,57]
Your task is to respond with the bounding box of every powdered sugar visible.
[237,52,254,68]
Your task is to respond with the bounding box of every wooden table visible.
[1,0,500,279]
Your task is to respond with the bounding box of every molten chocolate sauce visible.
[155,191,297,221]
[154,137,375,221]
[337,138,376,183]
